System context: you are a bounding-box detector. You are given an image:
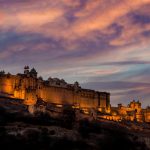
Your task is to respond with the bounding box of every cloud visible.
[17,9,63,27]
[0,0,150,40]
[99,60,150,66]
[0,9,64,33]
[110,14,150,46]
[70,0,150,37]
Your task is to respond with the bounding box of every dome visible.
[30,68,37,73]
[30,68,38,78]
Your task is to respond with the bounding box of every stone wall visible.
[37,86,105,109]
[144,110,150,123]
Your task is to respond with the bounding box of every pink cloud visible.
[0,0,150,52]
[70,0,150,37]
[17,9,63,27]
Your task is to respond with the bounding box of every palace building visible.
[0,66,110,114]
[107,100,150,123]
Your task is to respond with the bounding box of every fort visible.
[0,66,110,114]
[0,66,149,123]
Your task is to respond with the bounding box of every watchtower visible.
[24,66,29,75]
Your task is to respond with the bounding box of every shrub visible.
[61,105,76,129]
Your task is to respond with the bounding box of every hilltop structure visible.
[0,66,110,114]
[0,66,149,123]
[102,100,150,123]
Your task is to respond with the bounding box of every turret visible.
[24,66,29,75]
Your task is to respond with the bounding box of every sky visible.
[0,0,150,107]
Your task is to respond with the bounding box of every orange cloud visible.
[17,9,63,27]
[109,7,150,46]
[71,0,150,37]
[0,0,150,42]
[1,9,64,33]
[61,0,81,7]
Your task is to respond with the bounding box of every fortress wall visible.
[24,90,37,105]
[22,77,37,89]
[14,89,26,99]
[100,99,106,108]
[78,91,99,108]
[0,75,15,95]
[37,80,44,98]
[38,86,99,108]
[106,94,110,108]
[39,86,74,105]
[144,112,150,122]
[99,93,108,108]
[14,76,38,100]
[78,96,98,108]
[12,76,25,99]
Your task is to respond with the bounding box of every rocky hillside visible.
[0,97,150,150]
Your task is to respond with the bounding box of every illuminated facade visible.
[0,66,110,113]
[1,67,149,123]
[110,100,150,123]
